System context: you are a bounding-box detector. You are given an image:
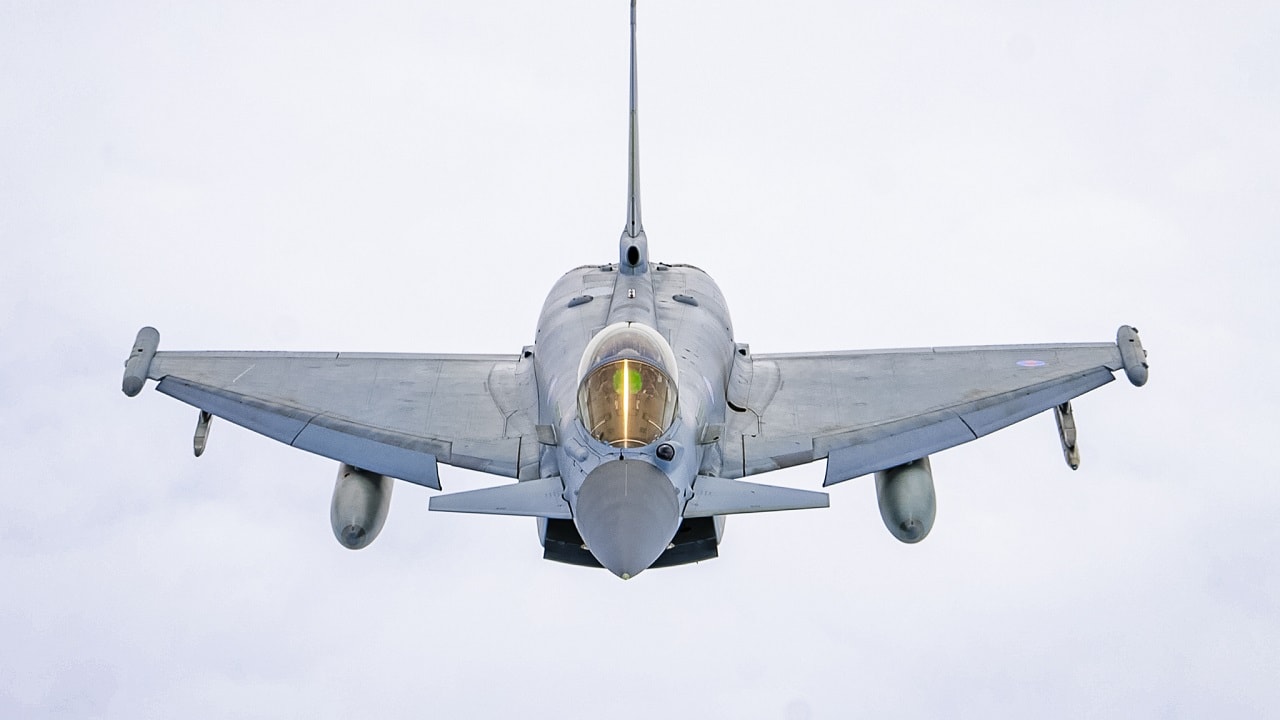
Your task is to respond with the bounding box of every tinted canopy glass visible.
[576,323,679,448]
[578,358,676,448]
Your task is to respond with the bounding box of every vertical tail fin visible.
[619,0,649,274]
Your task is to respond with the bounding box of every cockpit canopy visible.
[577,323,679,448]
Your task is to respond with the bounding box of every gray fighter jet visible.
[121,1,1149,579]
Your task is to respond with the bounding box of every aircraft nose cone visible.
[574,460,680,580]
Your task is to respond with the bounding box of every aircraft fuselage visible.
[534,253,735,577]
[118,1,1149,582]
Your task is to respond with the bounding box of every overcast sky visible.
[3,1,1278,717]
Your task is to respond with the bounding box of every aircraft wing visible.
[722,333,1144,486]
[130,340,540,489]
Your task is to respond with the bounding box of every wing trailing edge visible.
[158,377,444,489]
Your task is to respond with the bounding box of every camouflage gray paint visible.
[120,1,1149,579]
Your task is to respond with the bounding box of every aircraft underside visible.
[542,517,721,569]
[118,0,1149,580]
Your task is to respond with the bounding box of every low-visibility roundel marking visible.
[1016,359,1047,367]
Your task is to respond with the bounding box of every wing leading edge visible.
[722,327,1147,486]
[130,337,540,489]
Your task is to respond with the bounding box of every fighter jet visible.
[120,1,1149,579]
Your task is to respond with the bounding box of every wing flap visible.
[159,377,444,489]
[822,366,1114,485]
[158,376,312,445]
[822,414,973,485]
[147,349,537,486]
[724,340,1127,482]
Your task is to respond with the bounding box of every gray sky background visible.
[3,1,1278,717]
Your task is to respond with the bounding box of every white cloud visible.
[2,1,1277,717]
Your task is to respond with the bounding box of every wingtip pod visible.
[122,326,160,397]
[1116,325,1148,387]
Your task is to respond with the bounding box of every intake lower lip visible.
[574,459,680,579]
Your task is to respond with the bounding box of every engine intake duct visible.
[542,517,719,569]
